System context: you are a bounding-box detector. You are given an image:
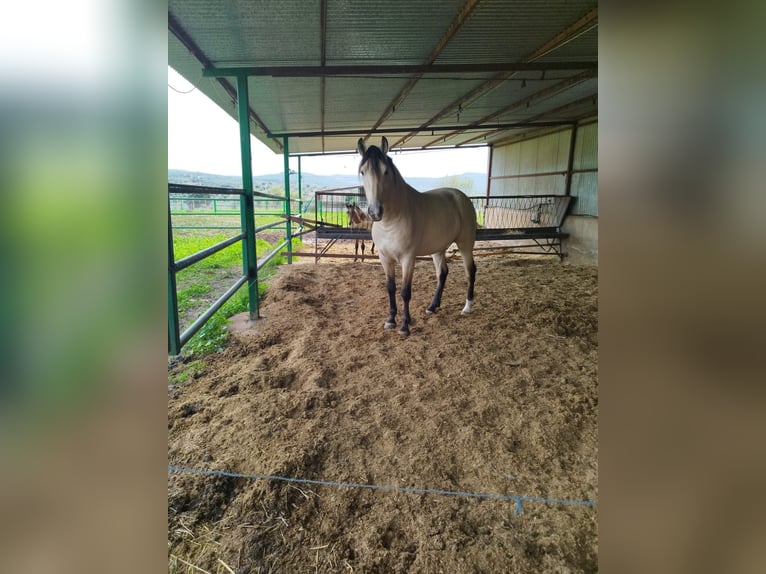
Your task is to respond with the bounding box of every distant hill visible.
[168,169,281,190]
[168,169,487,195]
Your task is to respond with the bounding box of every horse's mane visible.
[359,145,405,186]
[359,145,385,175]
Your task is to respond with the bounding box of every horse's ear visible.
[357,138,366,156]
[381,136,389,155]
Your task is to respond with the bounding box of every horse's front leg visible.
[380,255,397,329]
[399,256,415,336]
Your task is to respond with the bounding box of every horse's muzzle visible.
[367,203,383,221]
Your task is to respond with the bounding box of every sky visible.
[168,67,488,178]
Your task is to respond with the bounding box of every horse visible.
[344,201,375,262]
[357,136,477,336]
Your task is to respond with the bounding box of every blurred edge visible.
[0,1,167,573]
[600,1,766,573]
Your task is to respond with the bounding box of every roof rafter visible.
[268,120,572,139]
[421,69,596,147]
[363,0,484,143]
[204,62,595,78]
[319,0,328,153]
[457,94,598,146]
[490,112,596,148]
[391,7,598,149]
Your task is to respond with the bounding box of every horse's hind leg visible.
[427,251,448,315]
[398,255,415,336]
[458,243,477,314]
[353,240,359,262]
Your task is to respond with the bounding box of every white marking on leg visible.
[461,299,474,314]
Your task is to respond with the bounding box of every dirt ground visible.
[168,250,598,573]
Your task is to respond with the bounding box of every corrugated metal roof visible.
[168,0,597,155]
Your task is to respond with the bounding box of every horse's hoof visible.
[384,321,396,329]
[461,300,474,314]
[398,327,410,336]
[426,308,435,315]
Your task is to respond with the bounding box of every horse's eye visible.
[360,169,365,176]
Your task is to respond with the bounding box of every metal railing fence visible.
[168,183,297,355]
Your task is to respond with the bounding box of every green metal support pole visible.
[168,202,181,355]
[283,136,293,264]
[297,155,303,236]
[236,74,260,319]
[297,155,303,215]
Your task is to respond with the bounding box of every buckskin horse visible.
[345,201,374,262]
[357,136,477,336]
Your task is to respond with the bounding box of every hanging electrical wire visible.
[168,83,197,94]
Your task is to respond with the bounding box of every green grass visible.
[170,213,287,237]
[177,283,212,313]
[183,287,249,355]
[169,359,206,385]
[172,233,304,357]
[173,234,244,268]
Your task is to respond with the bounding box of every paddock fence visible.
[168,183,309,355]
[302,191,572,262]
[169,182,573,354]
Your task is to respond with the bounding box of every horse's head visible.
[357,136,391,221]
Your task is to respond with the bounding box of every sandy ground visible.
[168,252,598,573]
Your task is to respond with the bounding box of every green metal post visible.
[168,202,181,355]
[297,155,303,236]
[237,74,260,319]
[297,155,303,215]
[283,136,293,263]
